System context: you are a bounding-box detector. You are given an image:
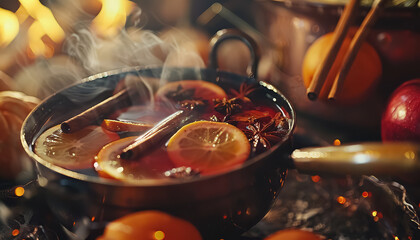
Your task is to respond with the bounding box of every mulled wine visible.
[33,77,291,182]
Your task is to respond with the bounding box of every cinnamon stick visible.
[119,99,206,160]
[61,88,134,133]
[306,0,359,100]
[119,109,196,160]
[328,0,386,100]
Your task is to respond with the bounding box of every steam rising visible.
[65,29,168,74]
[14,26,207,100]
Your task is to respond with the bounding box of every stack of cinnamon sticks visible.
[306,0,387,101]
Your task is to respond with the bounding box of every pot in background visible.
[254,0,420,132]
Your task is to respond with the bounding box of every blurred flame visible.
[92,0,135,38]
[0,0,135,59]
[19,0,65,58]
[15,5,28,23]
[0,8,19,47]
[19,0,65,41]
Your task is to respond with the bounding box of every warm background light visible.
[0,0,136,59]
[19,0,65,57]
[91,0,135,38]
[153,230,165,240]
[333,139,341,146]
[14,186,25,197]
[337,196,346,205]
[0,8,19,47]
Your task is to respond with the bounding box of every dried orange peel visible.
[101,119,153,132]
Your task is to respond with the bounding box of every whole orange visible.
[97,210,202,240]
[264,229,323,240]
[302,32,382,103]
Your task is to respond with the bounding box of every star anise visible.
[243,113,289,153]
[213,97,243,121]
[230,83,257,103]
[165,84,195,102]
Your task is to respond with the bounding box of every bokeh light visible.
[14,187,24,197]
[337,196,346,204]
[153,230,165,240]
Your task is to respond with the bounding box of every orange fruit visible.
[0,91,39,179]
[101,119,153,132]
[155,80,227,104]
[264,229,323,240]
[97,210,202,240]
[95,136,175,182]
[302,32,382,103]
[167,121,250,175]
[34,125,119,169]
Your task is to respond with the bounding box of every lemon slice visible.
[167,121,250,175]
[34,125,119,169]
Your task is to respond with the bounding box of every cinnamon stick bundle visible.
[306,0,386,101]
[306,0,360,100]
[328,0,386,100]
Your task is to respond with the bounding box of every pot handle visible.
[209,29,260,79]
[291,142,420,183]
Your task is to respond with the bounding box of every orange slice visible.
[96,136,175,182]
[101,119,153,132]
[155,80,227,103]
[97,210,202,240]
[34,125,119,169]
[167,121,250,175]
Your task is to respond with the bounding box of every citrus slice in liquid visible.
[155,80,227,103]
[95,136,175,181]
[34,125,119,169]
[167,121,250,175]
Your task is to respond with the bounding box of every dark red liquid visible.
[94,82,288,180]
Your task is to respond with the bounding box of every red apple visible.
[381,79,420,142]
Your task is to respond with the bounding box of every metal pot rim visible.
[21,66,296,188]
